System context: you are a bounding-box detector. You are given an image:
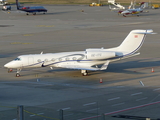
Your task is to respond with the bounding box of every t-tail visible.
[117,29,155,56]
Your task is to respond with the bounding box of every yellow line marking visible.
[0,106,59,120]
[24,110,59,120]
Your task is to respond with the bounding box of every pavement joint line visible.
[64,113,74,117]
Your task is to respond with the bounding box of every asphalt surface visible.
[0,4,160,120]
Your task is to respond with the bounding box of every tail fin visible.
[118,29,155,54]
[16,0,21,10]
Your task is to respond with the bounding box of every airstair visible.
[108,0,125,10]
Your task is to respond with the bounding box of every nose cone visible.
[4,61,21,68]
[4,62,12,68]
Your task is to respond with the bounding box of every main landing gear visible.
[16,68,21,77]
[33,12,36,15]
[26,13,36,15]
[81,70,88,76]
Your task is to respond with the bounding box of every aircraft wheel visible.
[16,73,20,77]
[26,13,29,15]
[82,72,88,76]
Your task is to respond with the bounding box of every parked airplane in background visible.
[4,29,155,77]
[118,2,145,17]
[16,0,47,15]
[118,7,143,17]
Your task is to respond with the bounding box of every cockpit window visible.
[14,57,21,61]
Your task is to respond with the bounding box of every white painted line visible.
[30,113,44,117]
[86,108,100,112]
[30,114,35,117]
[62,107,71,110]
[108,97,120,101]
[153,88,160,91]
[83,102,96,106]
[139,81,145,86]
[57,107,71,111]
[136,97,148,101]
[131,92,142,96]
[112,102,125,107]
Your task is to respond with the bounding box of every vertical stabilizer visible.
[16,0,21,10]
[118,29,154,54]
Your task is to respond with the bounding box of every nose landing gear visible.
[8,69,13,73]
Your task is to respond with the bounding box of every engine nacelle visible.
[85,49,116,60]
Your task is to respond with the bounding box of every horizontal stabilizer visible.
[110,52,140,62]
[100,61,110,70]
[133,29,156,34]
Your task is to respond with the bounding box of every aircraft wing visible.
[58,64,100,71]
[58,60,110,71]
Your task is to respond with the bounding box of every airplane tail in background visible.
[16,0,21,10]
[118,29,155,54]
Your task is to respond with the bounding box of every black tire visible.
[16,73,20,77]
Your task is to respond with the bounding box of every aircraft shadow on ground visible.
[107,59,160,73]
[34,11,77,16]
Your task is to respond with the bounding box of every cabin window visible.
[37,59,41,62]
[72,57,77,60]
[66,57,69,61]
[59,58,62,61]
[45,59,48,62]
[51,58,55,61]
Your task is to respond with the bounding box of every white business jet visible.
[4,29,155,77]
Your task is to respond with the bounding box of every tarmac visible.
[0,4,160,120]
